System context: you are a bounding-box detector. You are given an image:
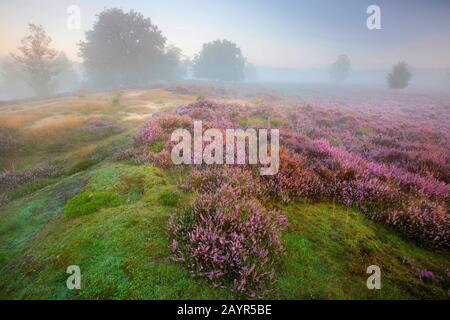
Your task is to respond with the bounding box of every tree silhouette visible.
[388,62,412,90]
[330,54,351,82]
[11,24,58,97]
[54,52,79,93]
[79,8,171,89]
[161,45,186,81]
[193,39,245,81]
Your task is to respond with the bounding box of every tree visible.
[79,8,169,89]
[11,24,58,97]
[330,54,351,82]
[54,52,80,93]
[388,62,412,90]
[161,45,186,81]
[193,39,246,81]
[0,59,34,100]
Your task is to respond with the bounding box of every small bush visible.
[64,191,123,218]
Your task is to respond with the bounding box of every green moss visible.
[64,191,123,218]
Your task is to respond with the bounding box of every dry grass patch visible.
[0,114,36,129]
[25,115,84,141]
[138,89,172,101]
[71,100,111,114]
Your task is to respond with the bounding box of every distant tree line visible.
[0,7,440,99]
[1,8,256,99]
[329,54,413,90]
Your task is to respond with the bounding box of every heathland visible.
[0,83,448,299]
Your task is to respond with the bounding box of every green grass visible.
[269,202,449,299]
[1,161,448,299]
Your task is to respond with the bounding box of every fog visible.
[1,1,449,101]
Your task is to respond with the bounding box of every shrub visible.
[64,191,123,218]
[134,121,165,147]
[262,148,323,203]
[181,166,267,201]
[0,163,59,193]
[388,199,450,249]
[149,150,173,168]
[168,192,287,297]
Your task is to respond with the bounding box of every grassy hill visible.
[0,88,448,299]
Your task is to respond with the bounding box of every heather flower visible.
[168,185,287,297]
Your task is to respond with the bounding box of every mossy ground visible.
[0,89,448,299]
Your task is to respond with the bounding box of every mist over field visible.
[0,0,449,302]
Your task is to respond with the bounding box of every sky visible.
[1,0,450,70]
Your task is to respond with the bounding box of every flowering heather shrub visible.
[136,96,449,249]
[134,114,192,147]
[181,165,267,201]
[168,191,287,296]
[134,121,165,146]
[388,199,450,248]
[416,268,437,284]
[148,150,173,168]
[0,163,59,193]
[292,139,449,248]
[262,147,323,203]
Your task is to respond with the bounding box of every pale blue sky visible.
[1,0,449,69]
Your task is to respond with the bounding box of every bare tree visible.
[11,24,58,97]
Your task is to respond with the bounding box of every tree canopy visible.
[388,62,412,90]
[193,39,246,81]
[79,8,182,89]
